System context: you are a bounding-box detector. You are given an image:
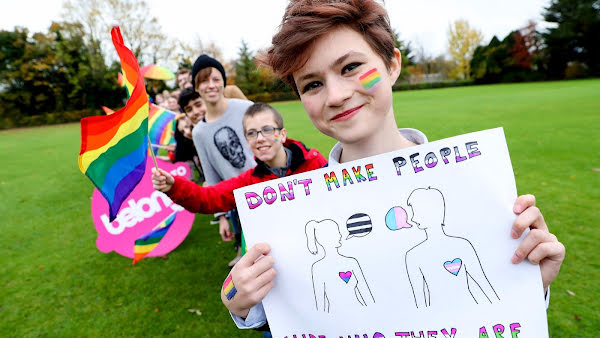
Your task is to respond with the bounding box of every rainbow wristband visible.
[223,274,237,300]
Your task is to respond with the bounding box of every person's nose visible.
[325,76,352,107]
[256,131,267,142]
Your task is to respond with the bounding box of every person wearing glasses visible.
[151,102,328,234]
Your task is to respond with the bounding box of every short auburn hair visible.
[257,0,395,95]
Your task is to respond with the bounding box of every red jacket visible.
[167,138,327,214]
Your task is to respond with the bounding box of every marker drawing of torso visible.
[404,188,500,308]
[306,219,375,313]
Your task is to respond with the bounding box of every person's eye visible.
[302,81,322,94]
[246,130,257,137]
[262,126,275,133]
[342,62,362,74]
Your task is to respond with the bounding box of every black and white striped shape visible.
[346,213,372,238]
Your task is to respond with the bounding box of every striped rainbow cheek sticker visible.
[359,68,381,90]
[273,135,279,142]
[223,274,237,300]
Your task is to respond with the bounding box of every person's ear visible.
[279,128,287,143]
[389,48,402,84]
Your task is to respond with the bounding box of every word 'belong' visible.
[393,141,481,176]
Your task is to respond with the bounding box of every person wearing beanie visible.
[190,54,255,266]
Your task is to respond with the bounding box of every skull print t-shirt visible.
[192,98,256,185]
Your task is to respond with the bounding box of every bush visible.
[564,62,589,79]
[247,91,298,103]
[392,79,475,92]
[1,109,96,130]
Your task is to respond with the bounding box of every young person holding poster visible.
[221,0,565,331]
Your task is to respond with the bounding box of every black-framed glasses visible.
[245,126,282,140]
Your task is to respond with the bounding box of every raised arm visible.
[152,167,251,214]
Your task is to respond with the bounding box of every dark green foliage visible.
[392,79,475,91]
[0,23,125,129]
[542,0,600,78]
[471,27,544,84]
[234,39,295,100]
[393,28,414,82]
[234,39,260,95]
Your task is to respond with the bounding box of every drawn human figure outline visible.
[305,219,375,313]
[404,187,500,308]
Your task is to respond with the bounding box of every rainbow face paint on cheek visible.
[273,134,279,142]
[359,68,381,90]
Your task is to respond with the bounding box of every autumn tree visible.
[447,19,483,79]
[470,22,543,84]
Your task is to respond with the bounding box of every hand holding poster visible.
[234,128,548,338]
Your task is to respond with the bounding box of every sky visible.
[1,0,551,63]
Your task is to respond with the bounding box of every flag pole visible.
[148,135,159,170]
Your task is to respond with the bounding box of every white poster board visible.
[234,128,548,338]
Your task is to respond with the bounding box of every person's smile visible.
[331,104,364,122]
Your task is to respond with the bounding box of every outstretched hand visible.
[510,194,565,292]
[151,167,175,192]
[221,243,276,318]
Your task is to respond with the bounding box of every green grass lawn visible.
[1,79,598,336]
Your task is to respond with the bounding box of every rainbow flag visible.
[149,104,177,154]
[78,26,149,221]
[117,72,134,97]
[132,211,178,264]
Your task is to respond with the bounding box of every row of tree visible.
[0,22,124,128]
[0,0,225,128]
[454,0,599,83]
[1,0,598,129]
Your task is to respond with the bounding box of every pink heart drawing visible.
[339,271,352,283]
[443,258,462,276]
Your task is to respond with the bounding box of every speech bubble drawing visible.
[385,206,411,230]
[346,213,372,239]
